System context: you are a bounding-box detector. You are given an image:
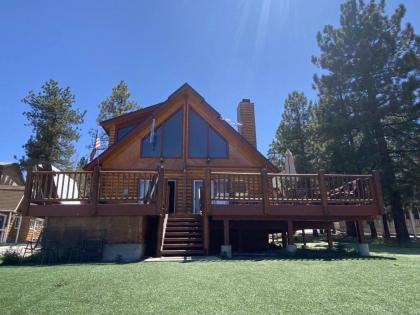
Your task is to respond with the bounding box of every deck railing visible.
[99,171,158,203]
[210,172,263,205]
[27,169,159,205]
[268,173,321,204]
[25,167,382,217]
[30,171,93,202]
[208,170,378,207]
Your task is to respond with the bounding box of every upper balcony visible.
[21,168,384,220]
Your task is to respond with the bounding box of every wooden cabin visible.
[21,84,383,260]
[0,163,43,243]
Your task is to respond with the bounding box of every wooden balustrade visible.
[30,171,93,203]
[26,168,381,218]
[206,171,377,210]
[324,174,374,204]
[28,170,159,205]
[268,173,320,205]
[210,172,263,205]
[99,170,158,203]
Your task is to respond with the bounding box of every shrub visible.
[1,250,21,265]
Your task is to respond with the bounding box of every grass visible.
[1,242,419,314]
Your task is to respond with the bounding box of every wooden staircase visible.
[161,215,204,256]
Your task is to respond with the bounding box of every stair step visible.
[166,226,201,231]
[164,237,202,243]
[165,232,202,237]
[163,243,203,249]
[162,249,204,256]
[166,222,201,227]
[168,217,200,222]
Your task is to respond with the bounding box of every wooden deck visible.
[22,167,383,220]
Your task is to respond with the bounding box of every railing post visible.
[204,168,211,215]
[203,169,211,254]
[261,169,269,215]
[156,166,165,214]
[318,169,329,215]
[21,167,34,216]
[372,170,384,215]
[90,166,100,215]
[155,166,166,257]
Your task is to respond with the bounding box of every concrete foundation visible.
[220,245,232,258]
[103,243,145,262]
[286,244,297,254]
[358,243,370,257]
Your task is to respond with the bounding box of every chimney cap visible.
[241,98,251,103]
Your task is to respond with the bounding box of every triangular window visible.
[141,109,183,157]
[188,109,228,158]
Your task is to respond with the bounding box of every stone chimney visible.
[237,99,257,147]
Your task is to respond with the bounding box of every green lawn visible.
[1,243,419,314]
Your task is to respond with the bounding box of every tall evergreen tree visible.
[268,91,314,173]
[97,80,139,123]
[90,81,140,152]
[312,0,420,241]
[20,79,85,170]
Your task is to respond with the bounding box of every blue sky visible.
[0,0,419,164]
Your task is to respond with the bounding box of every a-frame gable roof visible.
[85,83,277,171]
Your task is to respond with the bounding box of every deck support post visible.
[286,220,297,254]
[356,220,369,256]
[155,166,166,258]
[302,229,307,248]
[261,169,269,215]
[326,228,333,250]
[90,165,100,215]
[318,169,329,215]
[281,231,287,249]
[203,169,211,254]
[221,219,232,258]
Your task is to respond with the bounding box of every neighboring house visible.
[0,163,43,243]
[21,84,383,260]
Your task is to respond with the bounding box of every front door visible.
[0,214,7,243]
[193,180,203,214]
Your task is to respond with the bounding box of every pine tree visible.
[97,80,139,123]
[20,79,85,170]
[312,0,420,241]
[268,91,314,173]
[90,81,140,152]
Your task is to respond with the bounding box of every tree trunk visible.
[373,124,409,241]
[312,229,319,237]
[368,220,377,239]
[346,221,357,237]
[382,214,391,239]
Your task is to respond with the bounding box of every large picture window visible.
[188,110,228,158]
[141,109,183,158]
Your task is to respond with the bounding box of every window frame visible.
[140,109,184,159]
[116,123,138,142]
[188,108,229,159]
[14,216,21,229]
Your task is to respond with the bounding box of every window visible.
[188,110,207,157]
[116,123,138,141]
[188,109,228,158]
[29,219,35,230]
[209,128,227,158]
[14,216,21,229]
[142,128,162,157]
[141,109,183,158]
[162,110,183,157]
